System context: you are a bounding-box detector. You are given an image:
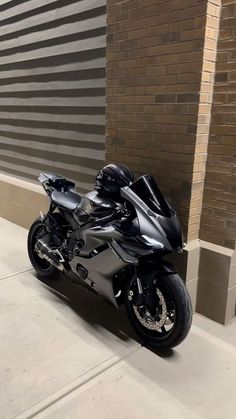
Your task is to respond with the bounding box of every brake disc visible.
[133,287,168,331]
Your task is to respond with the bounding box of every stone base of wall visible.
[0,174,48,229]
[197,241,236,325]
[1,175,235,325]
[167,240,236,324]
[165,240,200,311]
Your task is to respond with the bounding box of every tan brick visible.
[202,61,216,72]
[209,0,221,6]
[204,38,217,50]
[206,15,219,29]
[201,82,215,93]
[207,2,221,18]
[205,27,219,40]
[204,49,217,61]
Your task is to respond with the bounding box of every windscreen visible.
[129,175,172,217]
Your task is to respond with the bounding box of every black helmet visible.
[95,163,134,196]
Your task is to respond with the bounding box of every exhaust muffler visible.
[36,239,65,272]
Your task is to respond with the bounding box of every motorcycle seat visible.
[51,190,82,212]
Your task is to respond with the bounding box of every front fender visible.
[139,258,177,282]
[155,259,177,275]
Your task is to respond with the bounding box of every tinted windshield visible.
[129,175,171,217]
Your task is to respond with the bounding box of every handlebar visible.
[92,204,130,227]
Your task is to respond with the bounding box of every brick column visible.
[106,0,221,310]
[197,0,236,324]
[106,0,220,239]
[188,1,221,242]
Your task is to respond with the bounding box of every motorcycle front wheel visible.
[125,273,192,349]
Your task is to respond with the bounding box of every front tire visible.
[28,218,58,279]
[125,273,192,349]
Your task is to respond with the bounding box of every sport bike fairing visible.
[28,169,192,349]
[36,172,182,306]
[121,175,183,252]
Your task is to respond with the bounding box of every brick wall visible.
[200,0,236,249]
[106,0,219,241]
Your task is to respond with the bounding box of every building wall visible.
[200,0,236,250]
[195,0,236,324]
[106,0,236,323]
[0,0,106,194]
[106,0,220,242]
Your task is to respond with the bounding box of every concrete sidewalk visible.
[0,217,235,419]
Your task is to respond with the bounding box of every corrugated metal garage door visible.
[0,0,106,193]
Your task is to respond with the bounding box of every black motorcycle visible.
[28,163,192,349]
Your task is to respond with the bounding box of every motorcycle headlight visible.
[141,235,165,249]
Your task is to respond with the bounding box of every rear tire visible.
[28,218,58,280]
[125,273,192,349]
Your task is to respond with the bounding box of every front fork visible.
[128,266,156,310]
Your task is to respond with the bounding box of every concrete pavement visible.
[0,217,235,419]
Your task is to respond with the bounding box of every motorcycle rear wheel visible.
[125,273,192,349]
[28,218,58,279]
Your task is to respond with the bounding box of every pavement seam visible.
[15,345,141,419]
[0,267,32,283]
[192,324,236,355]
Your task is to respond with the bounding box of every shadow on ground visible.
[36,273,178,360]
